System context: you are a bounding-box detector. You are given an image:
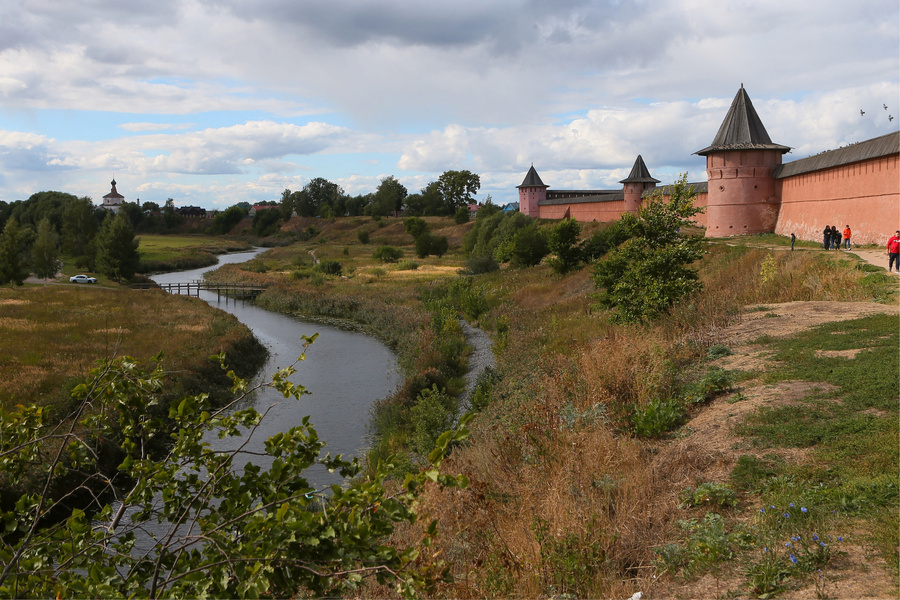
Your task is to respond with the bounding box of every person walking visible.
[830,226,840,250]
[823,225,831,250]
[888,230,900,273]
[842,225,852,249]
[790,232,796,251]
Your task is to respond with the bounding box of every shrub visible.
[582,220,631,261]
[315,259,343,276]
[397,260,419,271]
[547,218,583,274]
[707,344,733,359]
[592,174,705,323]
[464,255,499,274]
[632,397,686,438]
[685,368,734,404]
[679,482,738,509]
[454,206,470,224]
[415,233,449,258]
[410,385,456,455]
[373,245,403,263]
[404,217,428,240]
[496,224,549,267]
[357,229,370,244]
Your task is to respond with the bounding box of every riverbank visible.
[203,216,898,599]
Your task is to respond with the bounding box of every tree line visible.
[276,170,482,220]
[0,191,140,286]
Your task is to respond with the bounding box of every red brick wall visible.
[774,154,899,245]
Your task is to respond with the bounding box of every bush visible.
[496,224,549,267]
[547,218,583,273]
[415,233,449,258]
[592,174,705,323]
[373,245,403,263]
[679,482,738,509]
[685,368,734,404]
[454,206,470,224]
[315,259,343,276]
[404,217,428,240]
[410,385,456,455]
[464,255,499,274]
[632,398,686,438]
[357,229,370,244]
[582,220,631,261]
[397,260,419,271]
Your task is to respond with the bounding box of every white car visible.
[70,274,97,284]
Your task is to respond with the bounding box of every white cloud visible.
[0,0,896,208]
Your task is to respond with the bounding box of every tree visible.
[208,204,247,235]
[546,218,583,274]
[415,233,449,259]
[297,178,344,217]
[279,189,295,220]
[162,198,182,230]
[61,196,101,258]
[436,170,480,215]
[495,224,549,267]
[95,212,141,282]
[0,218,30,286]
[404,217,429,240]
[0,347,470,598]
[403,182,444,216]
[370,176,407,217]
[31,217,60,281]
[591,174,706,323]
[252,207,282,237]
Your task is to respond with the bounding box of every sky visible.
[0,0,897,210]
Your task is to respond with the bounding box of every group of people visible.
[822,225,852,250]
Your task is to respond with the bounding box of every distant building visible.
[518,85,899,245]
[176,206,207,217]
[101,179,125,213]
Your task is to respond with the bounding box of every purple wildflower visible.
[790,554,798,564]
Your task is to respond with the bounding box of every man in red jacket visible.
[888,230,900,273]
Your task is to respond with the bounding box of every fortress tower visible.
[620,155,659,214]
[696,85,790,237]
[517,165,548,217]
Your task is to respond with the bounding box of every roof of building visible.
[695,85,791,156]
[103,178,124,199]
[774,131,900,179]
[541,190,623,205]
[620,155,660,184]
[645,181,709,198]
[517,165,548,188]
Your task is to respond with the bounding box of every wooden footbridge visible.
[132,281,270,300]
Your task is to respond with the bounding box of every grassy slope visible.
[192,215,898,598]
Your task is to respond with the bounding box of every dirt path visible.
[653,300,899,599]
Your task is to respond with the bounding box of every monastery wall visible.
[539,200,626,222]
[774,154,899,245]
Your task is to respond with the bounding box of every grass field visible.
[0,285,263,413]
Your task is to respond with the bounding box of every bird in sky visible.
[860,109,865,116]
[884,104,889,110]
[890,115,894,122]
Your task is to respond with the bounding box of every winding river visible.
[150,249,401,486]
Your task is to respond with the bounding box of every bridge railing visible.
[131,281,270,299]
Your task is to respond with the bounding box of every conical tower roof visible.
[517,165,548,188]
[696,85,790,155]
[619,155,660,184]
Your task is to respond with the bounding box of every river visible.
[150,249,401,486]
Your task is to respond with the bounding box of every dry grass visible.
[0,285,258,412]
[392,238,897,598]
